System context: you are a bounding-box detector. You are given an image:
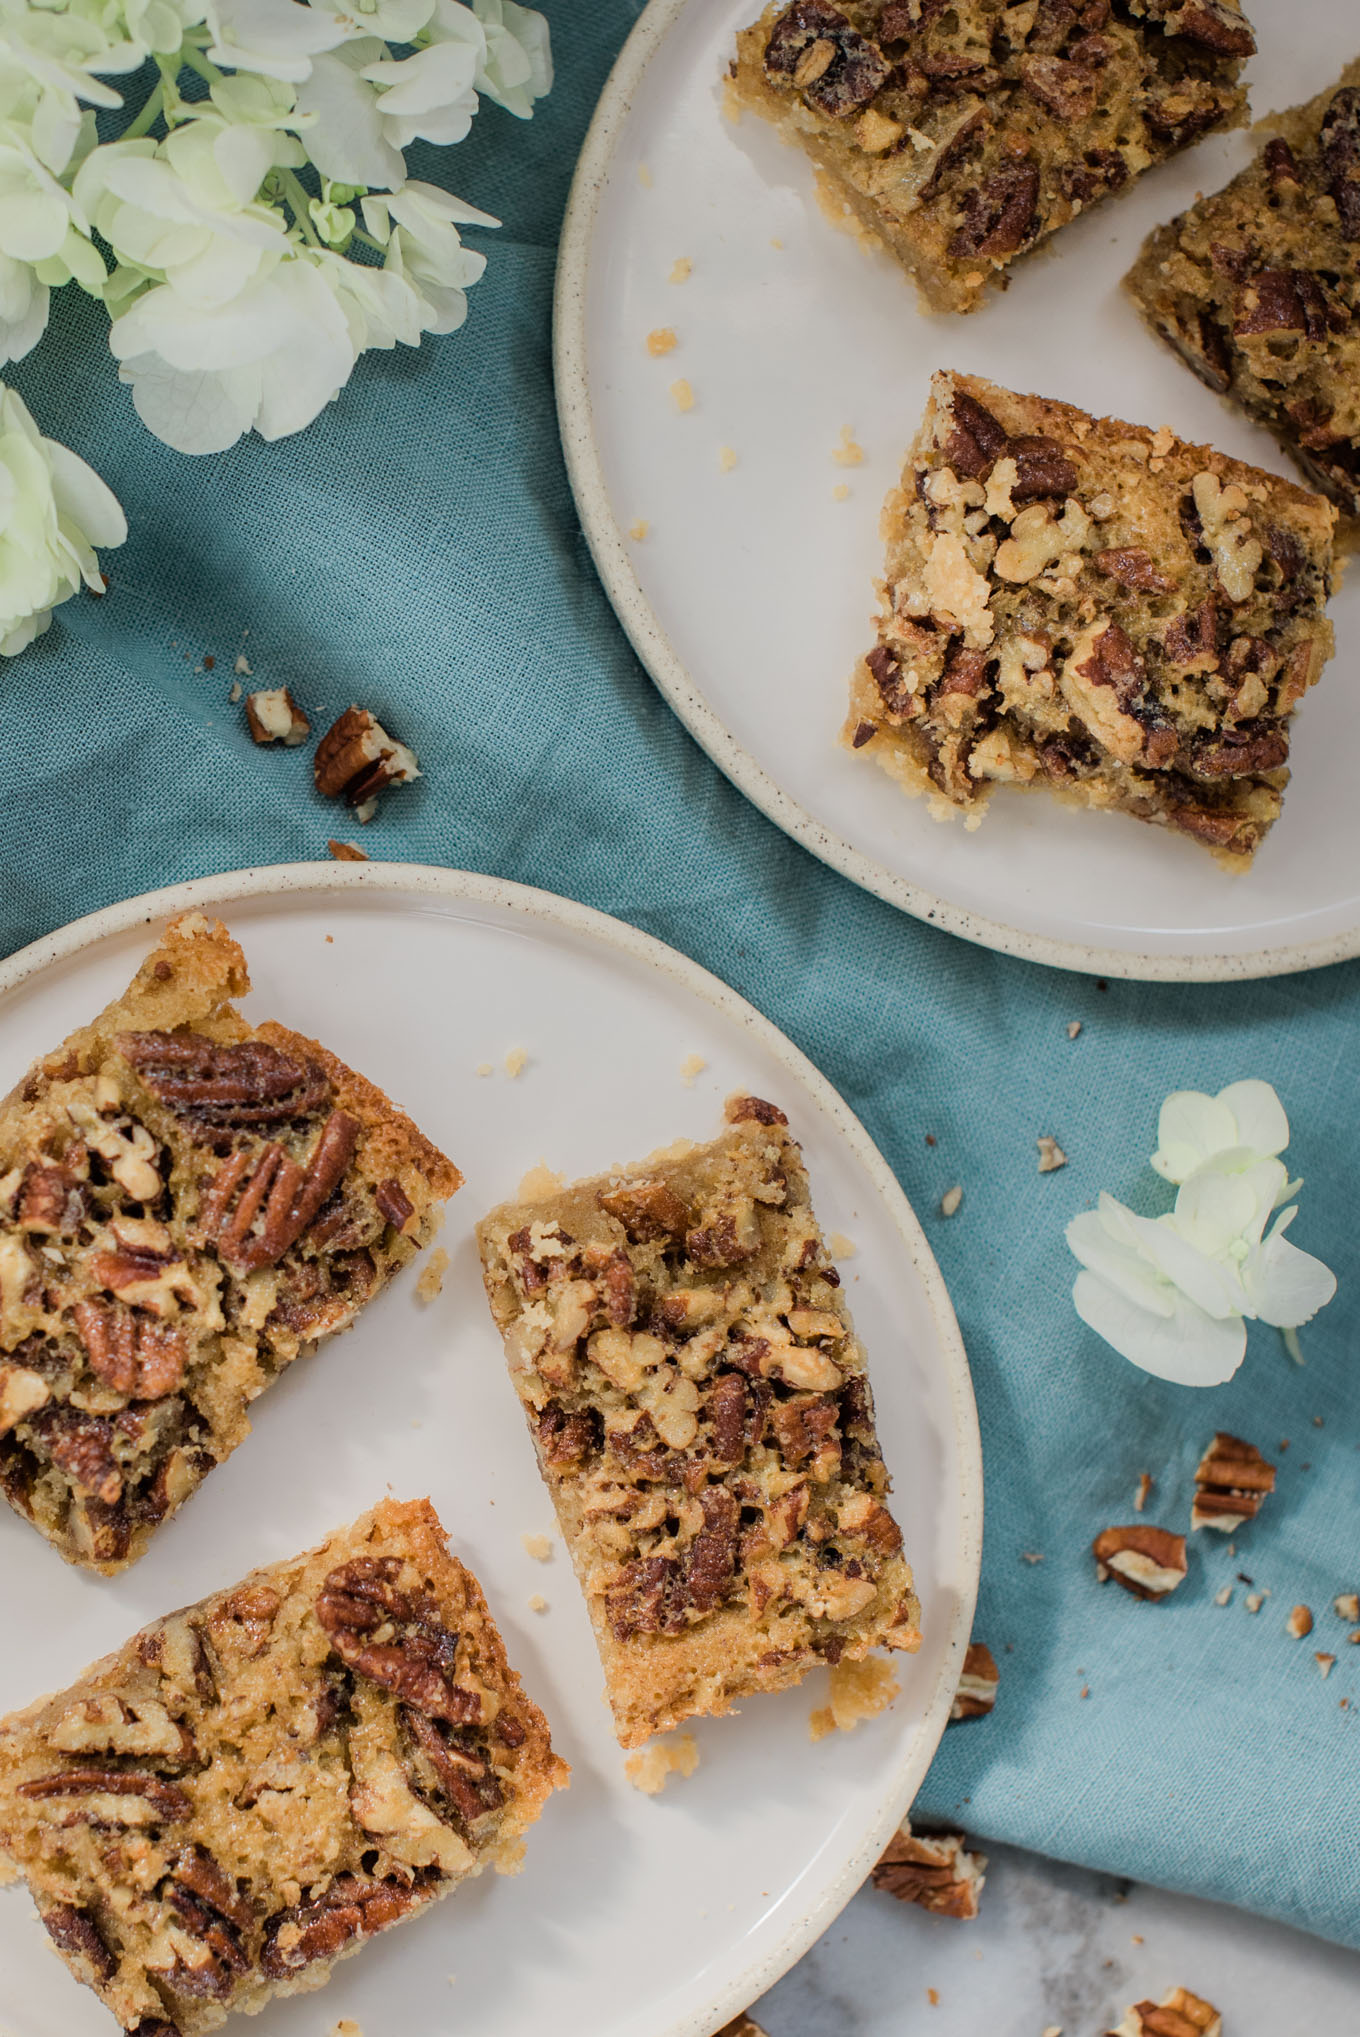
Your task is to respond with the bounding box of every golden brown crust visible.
[0,1498,566,2036]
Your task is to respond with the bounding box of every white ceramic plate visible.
[0,864,979,2037]
[556,0,1360,981]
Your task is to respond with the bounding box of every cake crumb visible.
[1316,1652,1336,1678]
[476,1062,493,1077]
[629,518,650,541]
[679,1052,707,1086]
[1288,1604,1314,1638]
[415,1248,449,1302]
[234,653,252,676]
[829,1231,857,1258]
[517,1161,564,1201]
[1214,1585,1232,1606]
[770,235,783,248]
[809,1656,899,1740]
[228,680,242,703]
[832,425,864,467]
[669,256,692,283]
[521,1533,552,1562]
[638,161,653,186]
[1245,1592,1265,1613]
[625,1732,700,1795]
[832,483,850,501]
[327,840,368,862]
[670,378,695,413]
[1036,1136,1067,1173]
[647,326,678,357]
[528,1594,548,1614]
[1134,1471,1152,1513]
[504,1047,529,1078]
[1067,1020,1081,1038]
[940,1185,962,1217]
[718,445,738,473]
[927,1988,940,2006]
[1022,1550,1044,1565]
[331,2021,363,2036]
[1334,1593,1359,1622]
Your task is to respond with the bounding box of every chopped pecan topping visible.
[1191,1431,1276,1530]
[1234,268,1334,341]
[1009,434,1079,503]
[1185,718,1289,780]
[117,1033,331,1128]
[210,1583,282,1656]
[707,1373,750,1465]
[1094,548,1174,594]
[313,706,421,809]
[726,1095,788,1126]
[16,1160,87,1234]
[1155,0,1254,56]
[316,1557,478,1724]
[374,1176,414,1230]
[1018,49,1105,121]
[598,1178,692,1242]
[28,1408,122,1502]
[685,1213,751,1269]
[1320,86,1360,240]
[1057,145,1127,205]
[537,1400,602,1465]
[944,390,1009,480]
[851,719,878,747]
[865,643,919,721]
[42,1902,117,1982]
[769,1392,839,1468]
[401,1703,505,1827]
[201,1109,360,1273]
[73,1300,187,1399]
[763,2,890,119]
[949,1640,999,1721]
[1162,595,1220,667]
[935,646,991,699]
[18,1767,191,1820]
[1263,137,1301,187]
[871,1823,987,1918]
[158,1845,253,2000]
[1092,1523,1187,1601]
[607,1553,685,1639]
[1076,621,1145,703]
[950,161,1040,261]
[686,1485,739,1612]
[260,1871,434,1978]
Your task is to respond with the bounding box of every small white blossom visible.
[468,0,551,117]
[1068,1081,1336,1386]
[0,379,126,654]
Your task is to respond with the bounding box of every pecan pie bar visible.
[731,1,1255,315]
[477,1096,921,1749]
[0,1498,566,2034]
[844,371,1337,865]
[1126,60,1360,515]
[0,913,460,1572]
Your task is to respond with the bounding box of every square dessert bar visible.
[477,1095,921,1749]
[0,913,460,1572]
[731,0,1256,315]
[845,371,1337,865]
[1126,60,1360,515]
[0,1499,566,2035]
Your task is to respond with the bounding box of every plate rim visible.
[552,0,1360,986]
[0,859,982,2037]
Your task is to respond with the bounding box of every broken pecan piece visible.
[1320,85,1360,240]
[763,2,890,119]
[28,1408,122,1503]
[607,1553,686,1639]
[18,1767,191,1822]
[245,687,309,747]
[42,1902,117,1983]
[871,1822,987,1918]
[374,1176,414,1231]
[686,1485,739,1612]
[950,161,1040,261]
[597,1178,692,1241]
[949,1640,999,1721]
[260,1870,435,1978]
[157,1845,253,1999]
[1106,1986,1222,2037]
[117,1032,331,1128]
[1234,268,1333,341]
[316,1556,479,1725]
[73,1300,187,1399]
[1191,1432,1276,1531]
[401,1704,505,1827]
[201,1108,361,1273]
[1092,1523,1187,1601]
[1094,548,1175,594]
[313,706,421,814]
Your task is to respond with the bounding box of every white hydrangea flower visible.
[1068,1081,1336,1385]
[468,0,551,117]
[0,379,126,654]
[204,0,436,84]
[361,180,493,330]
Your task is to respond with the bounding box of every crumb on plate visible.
[809,1655,899,1740]
[415,1247,449,1303]
[679,1052,707,1086]
[504,1047,529,1078]
[625,1732,700,1795]
[521,1533,553,1562]
[647,326,677,357]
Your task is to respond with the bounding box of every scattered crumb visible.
[647,326,678,357]
[629,518,650,541]
[1316,1652,1336,1678]
[718,444,738,473]
[1214,1585,1232,1607]
[1131,1934,1144,1946]
[638,161,653,186]
[227,680,242,703]
[415,1248,449,1303]
[927,1989,940,2007]
[832,482,850,501]
[810,1657,899,1740]
[527,1594,548,1615]
[1021,1551,1044,1565]
[940,1185,963,1217]
[679,1052,707,1086]
[504,1048,529,1078]
[327,839,368,862]
[1066,1020,1081,1038]
[517,1161,564,1200]
[829,1231,857,1258]
[234,653,252,676]
[1043,2027,1063,2036]
[521,1533,552,1562]
[1334,1593,1359,1622]
[476,1062,493,1077]
[331,2022,362,2037]
[625,1733,700,1795]
[1349,1629,1360,1645]
[1313,1415,1324,1427]
[325,936,333,945]
[1287,1604,1314,1639]
[1036,1136,1067,1173]
[1079,1686,1090,1699]
[832,425,864,467]
[669,256,692,283]
[1134,1472,1152,1513]
[669,378,694,412]
[770,235,783,248]
[1245,1592,1265,1613]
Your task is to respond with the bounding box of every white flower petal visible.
[0,380,124,642]
[1217,1079,1290,1160]
[119,353,261,455]
[293,49,406,190]
[1151,1090,1238,1183]
[361,41,479,116]
[1240,1228,1338,1329]
[44,442,128,549]
[1073,1271,1247,1386]
[1065,1207,1176,1318]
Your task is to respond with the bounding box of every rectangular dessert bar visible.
[0,1498,567,2035]
[844,370,1337,865]
[731,0,1256,315]
[0,913,460,1572]
[1126,59,1360,515]
[477,1095,921,1749]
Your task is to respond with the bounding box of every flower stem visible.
[178,43,224,88]
[278,169,323,248]
[121,79,165,141]
[1281,1325,1304,1365]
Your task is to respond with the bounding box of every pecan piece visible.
[1092,1524,1187,1600]
[871,1822,987,1918]
[28,1408,121,1503]
[130,2023,183,2037]
[1018,51,1104,121]
[707,1372,750,1465]
[1185,719,1289,779]
[117,1032,331,1128]
[1094,548,1175,594]
[950,161,1040,260]
[1263,137,1301,188]
[17,1768,191,1821]
[943,389,1009,480]
[201,1108,360,1273]
[949,1640,999,1721]
[1108,1986,1223,2037]
[313,706,421,812]
[726,1094,789,1126]
[245,687,309,746]
[865,643,919,721]
[260,1871,433,1979]
[374,1176,414,1230]
[685,1212,752,1269]
[607,1553,686,1639]
[1009,434,1079,503]
[1156,0,1254,56]
[43,1902,117,1983]
[157,1846,253,2000]
[316,1557,479,1725]
[763,2,890,119]
[1320,86,1360,240]
[1162,596,1220,668]
[1234,268,1333,341]
[16,1160,86,1235]
[536,1400,602,1466]
[73,1300,187,1399]
[597,1178,692,1242]
[401,1704,505,1827]
[769,1392,839,1468]
[1191,1432,1276,1531]
[685,1485,739,1613]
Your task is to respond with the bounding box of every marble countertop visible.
[753,1841,1359,2034]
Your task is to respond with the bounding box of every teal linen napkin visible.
[5,0,1358,1954]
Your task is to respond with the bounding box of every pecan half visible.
[1092,1524,1187,1600]
[18,1768,191,1821]
[401,1704,505,1827]
[313,706,421,811]
[158,1846,253,2001]
[1094,548,1175,594]
[763,2,890,119]
[316,1557,478,1724]
[1234,268,1333,341]
[1191,1431,1276,1530]
[43,1902,117,1983]
[1320,86,1360,240]
[871,1823,987,1918]
[260,1871,434,1979]
[949,1640,999,1721]
[1009,434,1079,503]
[28,1408,122,1503]
[117,1033,331,1129]
[201,1109,360,1273]
[950,162,1040,260]
[73,1300,186,1399]
[598,1178,692,1242]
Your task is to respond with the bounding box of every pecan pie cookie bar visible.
[844,371,1337,865]
[731,0,1255,315]
[0,913,460,1572]
[1126,60,1360,516]
[0,1498,566,2034]
[477,1096,921,1749]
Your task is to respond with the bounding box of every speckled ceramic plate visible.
[555,0,1359,981]
[0,863,979,2037]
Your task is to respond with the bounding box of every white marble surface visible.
[751,1841,1360,2034]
